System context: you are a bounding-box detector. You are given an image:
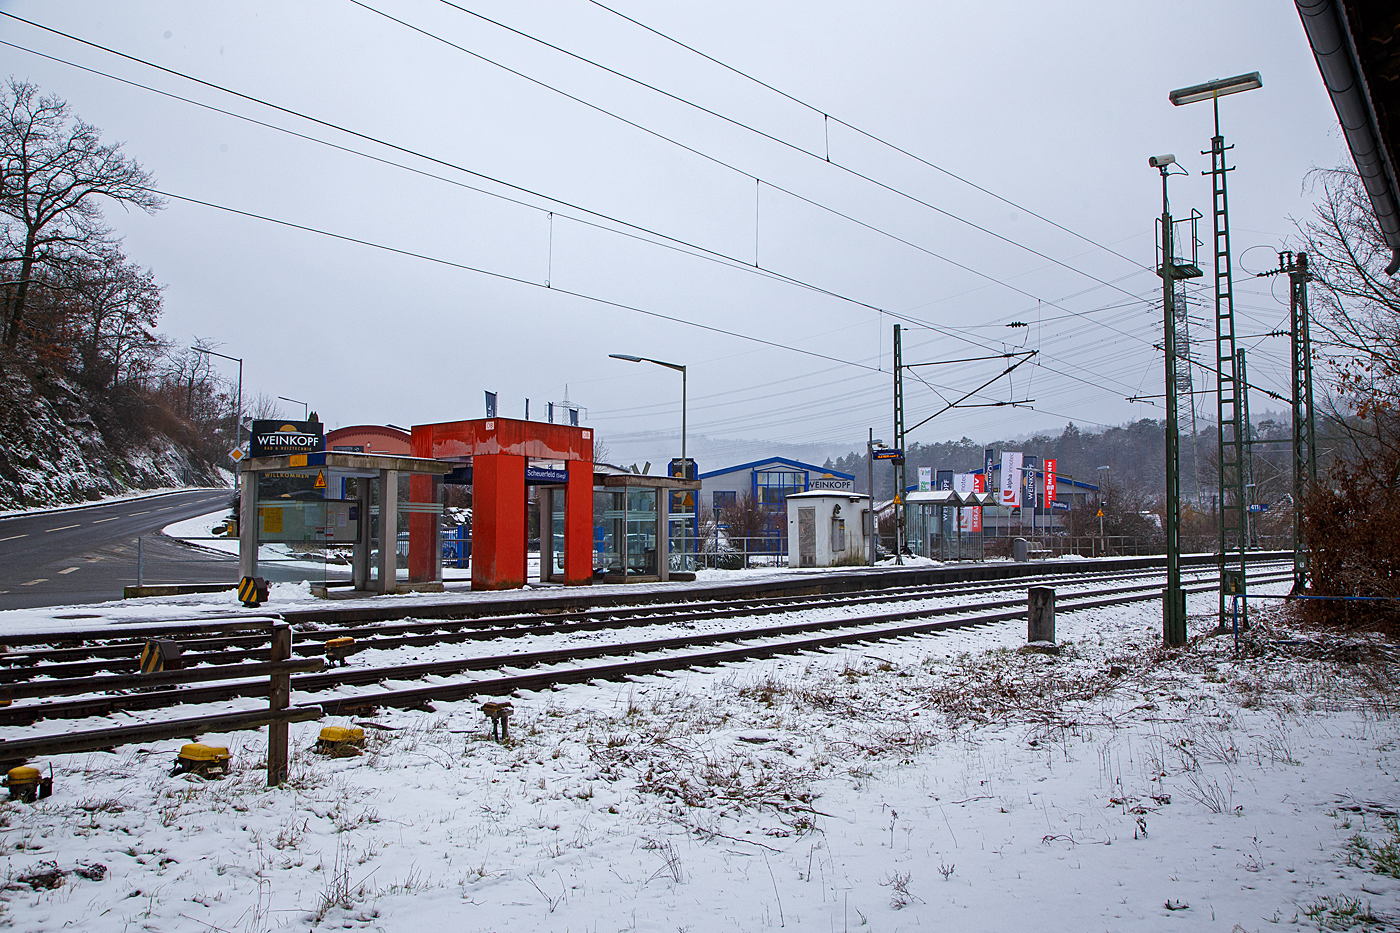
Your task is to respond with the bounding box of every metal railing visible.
[0,620,323,785]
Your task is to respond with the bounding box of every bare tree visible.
[1,79,163,352]
[717,491,771,567]
[1302,167,1400,447]
[65,247,163,387]
[1297,167,1400,624]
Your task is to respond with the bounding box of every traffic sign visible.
[314,470,327,490]
[1096,508,1104,517]
[228,447,246,464]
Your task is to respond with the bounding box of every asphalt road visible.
[0,488,290,610]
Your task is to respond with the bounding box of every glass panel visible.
[626,488,657,575]
[251,468,342,588]
[594,490,625,575]
[550,489,566,577]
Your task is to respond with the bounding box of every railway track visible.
[0,561,1293,727]
[0,561,1278,679]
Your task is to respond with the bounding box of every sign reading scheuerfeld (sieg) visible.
[250,420,325,458]
[809,477,854,491]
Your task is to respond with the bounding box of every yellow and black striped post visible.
[238,576,268,608]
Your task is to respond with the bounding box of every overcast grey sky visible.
[0,1,1346,465]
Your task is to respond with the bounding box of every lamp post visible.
[610,353,688,566]
[278,396,308,420]
[1170,70,1261,630]
[867,432,886,565]
[193,347,244,453]
[1097,465,1110,556]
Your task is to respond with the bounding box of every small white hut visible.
[785,491,872,568]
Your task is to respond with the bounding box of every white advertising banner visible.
[1000,452,1023,507]
[918,467,932,492]
[954,472,984,532]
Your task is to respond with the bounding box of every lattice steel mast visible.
[1288,252,1317,591]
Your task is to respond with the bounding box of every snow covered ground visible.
[3,578,1399,932]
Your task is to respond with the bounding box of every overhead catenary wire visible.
[147,186,880,373]
[582,0,1152,273]
[0,11,1207,439]
[0,21,1177,417]
[428,0,1154,300]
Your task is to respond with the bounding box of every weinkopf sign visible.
[250,421,325,458]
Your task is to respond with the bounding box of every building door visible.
[798,508,816,568]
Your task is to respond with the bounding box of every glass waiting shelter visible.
[237,451,451,596]
[905,489,997,561]
[592,466,701,583]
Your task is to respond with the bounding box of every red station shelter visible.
[410,418,594,590]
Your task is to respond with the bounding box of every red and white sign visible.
[1044,458,1057,507]
[999,452,1023,507]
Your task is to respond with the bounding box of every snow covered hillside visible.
[0,370,227,510]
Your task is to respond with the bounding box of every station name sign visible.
[250,420,325,458]
[525,465,569,484]
[809,477,854,491]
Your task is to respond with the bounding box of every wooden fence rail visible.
[0,621,323,786]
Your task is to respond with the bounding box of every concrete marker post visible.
[1028,586,1056,645]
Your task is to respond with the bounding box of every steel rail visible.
[0,561,1287,680]
[314,572,1295,714]
[0,570,1293,726]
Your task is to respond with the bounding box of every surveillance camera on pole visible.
[1148,154,1176,168]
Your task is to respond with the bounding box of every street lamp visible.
[278,396,308,420]
[193,347,243,453]
[608,355,686,471]
[1168,72,1262,107]
[1171,69,1262,631]
[610,353,688,568]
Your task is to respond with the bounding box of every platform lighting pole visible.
[1098,465,1110,556]
[1170,71,1262,628]
[867,432,886,566]
[892,325,905,565]
[610,354,687,564]
[193,347,243,452]
[278,396,308,420]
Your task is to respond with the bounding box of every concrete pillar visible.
[563,461,593,585]
[238,468,258,580]
[378,469,399,594]
[471,454,527,590]
[1028,586,1056,644]
[407,473,438,584]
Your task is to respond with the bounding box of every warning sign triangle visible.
[1096,508,1104,517]
[314,470,327,490]
[893,493,903,504]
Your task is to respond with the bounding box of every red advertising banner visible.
[1045,458,1057,506]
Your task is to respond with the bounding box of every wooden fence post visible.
[268,622,291,785]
